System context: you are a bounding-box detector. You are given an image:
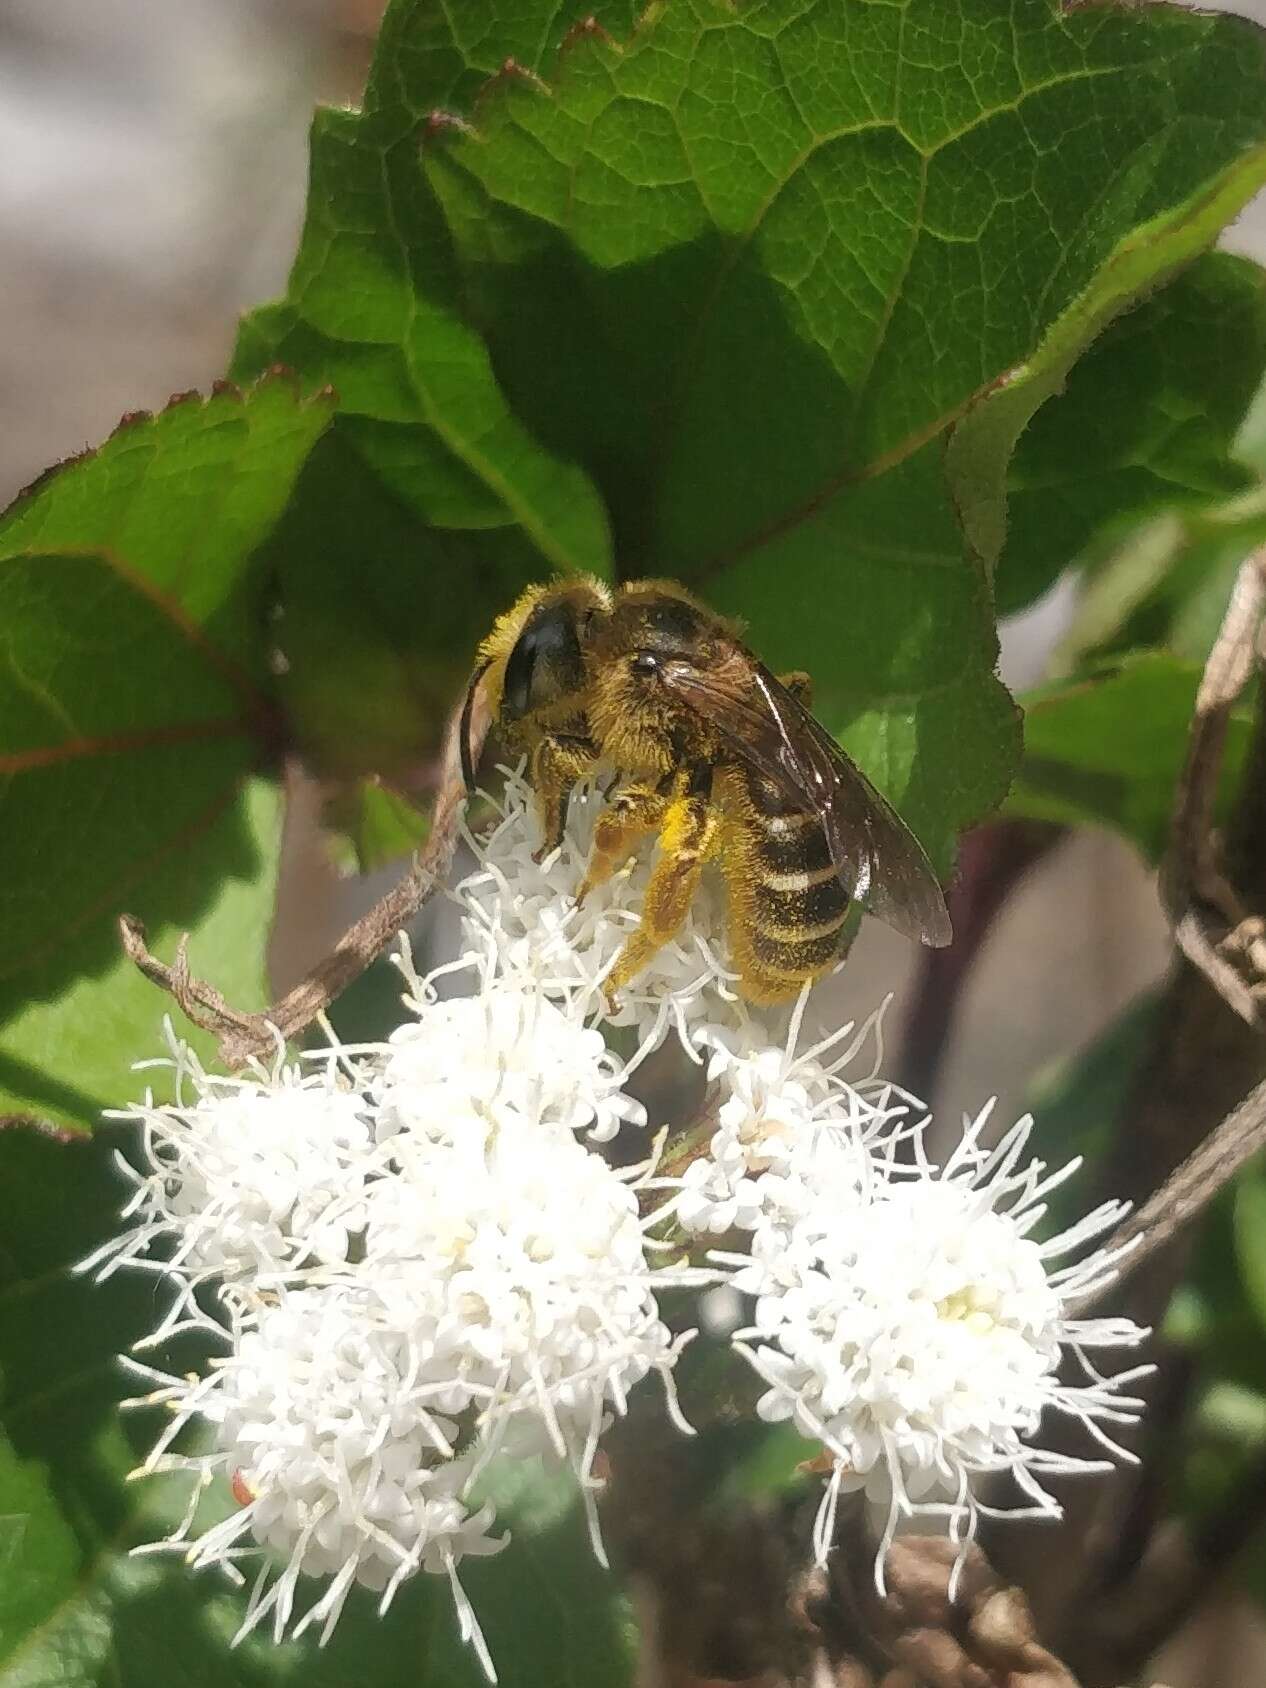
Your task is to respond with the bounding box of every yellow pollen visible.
[937,1289,998,1334]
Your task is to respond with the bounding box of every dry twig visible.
[1070,1072,1266,1316]
[120,681,490,1067]
[994,551,1266,1671]
[1161,548,1266,1028]
[805,1535,1083,1687]
[606,1395,1091,1688]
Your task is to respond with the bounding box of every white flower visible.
[676,1000,909,1236]
[459,765,742,1053]
[125,1284,505,1673]
[676,1151,767,1235]
[720,1106,1151,1587]
[373,937,644,1145]
[361,1112,701,1554]
[111,998,701,1670]
[88,1029,374,1306]
[98,756,1156,1668]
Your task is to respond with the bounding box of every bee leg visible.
[529,732,597,860]
[604,793,721,1004]
[575,786,667,904]
[778,669,813,707]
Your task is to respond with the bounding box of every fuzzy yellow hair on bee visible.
[461,579,950,1004]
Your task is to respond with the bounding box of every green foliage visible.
[1004,260,1259,1001]
[1172,1189,1266,1398]
[704,1422,821,1509]
[999,252,1266,617]
[1167,1184,1266,1580]
[1055,492,1266,676]
[1005,651,1253,862]
[1024,1007,1266,1603]
[1235,1161,1266,1338]
[0,379,330,1132]
[0,1124,636,1688]
[1001,256,1266,686]
[6,0,1266,1676]
[324,780,431,876]
[233,0,1266,867]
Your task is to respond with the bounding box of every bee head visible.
[500,595,591,722]
[461,580,609,790]
[602,580,721,675]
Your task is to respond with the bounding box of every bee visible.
[460,578,951,1004]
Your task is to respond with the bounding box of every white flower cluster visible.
[91,871,700,1676]
[125,1285,505,1657]
[652,998,1149,1579]
[713,1105,1150,1580]
[94,1044,375,1307]
[96,768,1151,1672]
[461,775,1150,1581]
[673,1001,903,1237]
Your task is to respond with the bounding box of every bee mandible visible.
[461,579,951,1005]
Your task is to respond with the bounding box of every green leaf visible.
[244,0,1266,863]
[1023,1013,1266,1546]
[1044,497,1266,678]
[1169,1187,1266,1384]
[1005,651,1253,862]
[0,1126,638,1687]
[0,777,281,1137]
[997,252,1266,616]
[256,433,546,779]
[1234,1162,1266,1338]
[706,1422,820,1509]
[1047,512,1195,674]
[229,107,613,773]
[323,954,413,1049]
[1170,1188,1266,1557]
[0,1431,80,1663]
[324,780,431,876]
[1029,355,1266,673]
[946,124,1266,583]
[0,380,334,664]
[0,381,328,1134]
[1193,1380,1266,1447]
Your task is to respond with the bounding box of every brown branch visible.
[1161,548,1266,1029]
[1069,1071,1266,1316]
[988,556,1266,1669]
[809,1532,1085,1688]
[120,680,490,1067]
[119,919,258,1045]
[606,1387,1093,1688]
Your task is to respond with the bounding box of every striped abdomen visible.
[715,765,852,1003]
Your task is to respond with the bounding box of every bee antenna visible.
[459,659,492,795]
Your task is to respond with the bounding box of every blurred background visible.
[3,2,1265,1679]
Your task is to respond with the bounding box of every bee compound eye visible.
[630,652,659,677]
[502,627,540,718]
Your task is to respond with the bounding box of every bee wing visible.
[658,656,952,948]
